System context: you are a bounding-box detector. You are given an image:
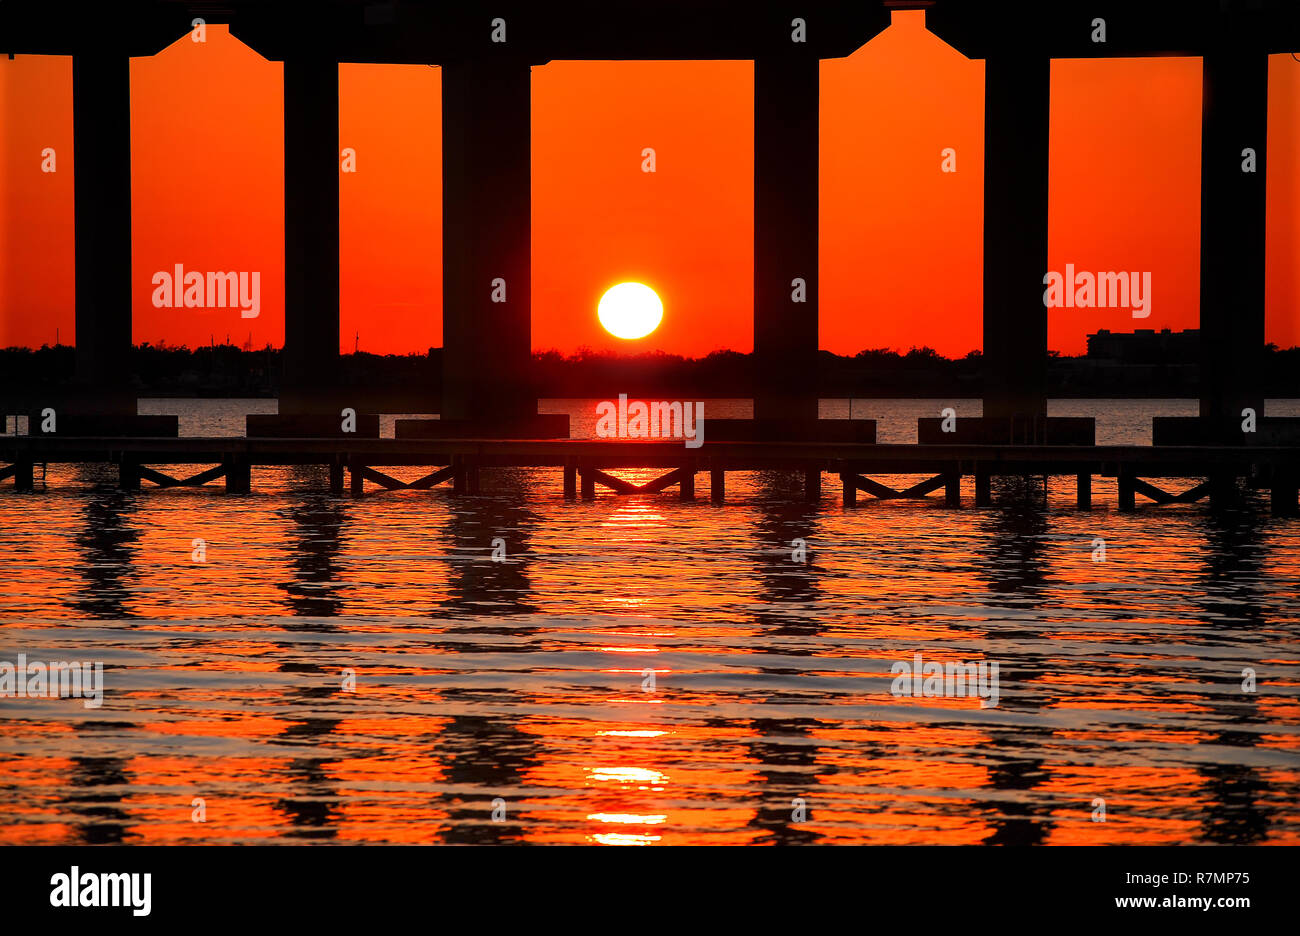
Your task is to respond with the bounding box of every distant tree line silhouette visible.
[2,342,1298,401]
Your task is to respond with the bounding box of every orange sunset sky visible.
[1,11,1297,357]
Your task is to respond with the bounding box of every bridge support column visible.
[1199,45,1266,442]
[441,59,535,428]
[71,52,134,418]
[982,53,1049,425]
[282,54,341,416]
[753,54,819,426]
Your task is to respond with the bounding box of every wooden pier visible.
[2,436,1297,515]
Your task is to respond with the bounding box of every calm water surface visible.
[1,399,1298,844]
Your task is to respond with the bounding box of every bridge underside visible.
[1,1,1296,441]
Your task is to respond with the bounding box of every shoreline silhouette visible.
[4,339,1296,405]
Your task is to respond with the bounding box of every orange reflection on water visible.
[2,460,1299,844]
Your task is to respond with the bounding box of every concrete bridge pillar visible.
[1198,44,1266,440]
[753,53,819,424]
[71,51,134,416]
[281,53,341,415]
[440,58,534,426]
[981,52,1050,423]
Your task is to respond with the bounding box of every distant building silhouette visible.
[1087,328,1200,364]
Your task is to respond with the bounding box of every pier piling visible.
[1076,472,1091,510]
[841,472,857,508]
[14,460,34,493]
[804,468,821,503]
[944,471,961,507]
[1272,474,1299,517]
[1118,470,1136,512]
[1209,472,1238,509]
[680,470,695,501]
[225,459,251,495]
[119,460,140,491]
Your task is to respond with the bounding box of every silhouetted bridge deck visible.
[4,1,1299,447]
[2,437,1297,515]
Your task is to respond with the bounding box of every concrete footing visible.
[394,415,570,440]
[918,416,1094,445]
[247,414,380,438]
[707,419,876,443]
[28,414,179,438]
[1153,417,1300,446]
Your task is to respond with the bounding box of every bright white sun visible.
[598,282,663,340]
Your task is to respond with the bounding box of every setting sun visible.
[598,282,663,340]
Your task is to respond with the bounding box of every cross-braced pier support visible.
[347,463,457,497]
[576,466,698,501]
[103,459,253,494]
[1118,472,1224,513]
[6,441,1300,516]
[840,470,956,506]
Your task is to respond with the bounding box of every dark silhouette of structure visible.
[2,0,1299,444]
[1087,329,1200,364]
